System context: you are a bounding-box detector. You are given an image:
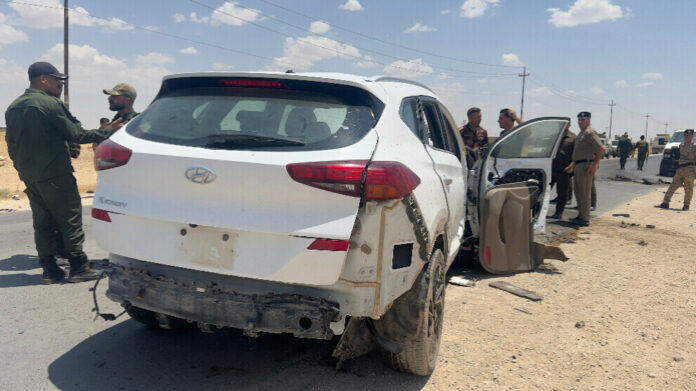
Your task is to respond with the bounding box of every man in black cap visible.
[563,112,604,226]
[4,61,124,284]
[660,129,695,210]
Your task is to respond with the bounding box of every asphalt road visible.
[0,155,673,390]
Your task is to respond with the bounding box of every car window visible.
[127,77,384,151]
[421,100,449,151]
[670,132,684,143]
[399,97,419,137]
[493,120,566,158]
[436,102,462,159]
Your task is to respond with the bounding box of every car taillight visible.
[91,208,112,222]
[307,239,350,251]
[286,160,420,200]
[94,139,132,171]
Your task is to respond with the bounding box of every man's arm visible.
[47,101,122,143]
[589,146,604,176]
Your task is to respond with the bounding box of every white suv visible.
[92,72,568,375]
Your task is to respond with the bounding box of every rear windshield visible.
[670,132,684,142]
[126,77,384,151]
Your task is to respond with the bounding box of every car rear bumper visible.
[106,256,341,340]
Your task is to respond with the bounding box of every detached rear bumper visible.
[659,158,678,177]
[106,261,340,340]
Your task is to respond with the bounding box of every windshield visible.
[126,78,384,151]
[670,132,684,142]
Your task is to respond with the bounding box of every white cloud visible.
[270,35,361,71]
[438,73,452,80]
[383,58,434,78]
[210,2,262,26]
[173,13,186,23]
[440,9,452,15]
[403,23,437,33]
[339,0,364,11]
[527,87,553,97]
[310,20,331,34]
[614,80,628,87]
[180,47,199,55]
[635,82,653,88]
[9,0,133,32]
[590,87,605,94]
[189,12,210,24]
[501,53,523,66]
[476,78,488,83]
[353,55,379,69]
[211,62,235,71]
[642,72,662,80]
[547,0,625,28]
[0,12,29,47]
[460,0,499,18]
[136,52,175,65]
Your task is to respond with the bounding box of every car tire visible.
[126,305,191,330]
[377,248,446,376]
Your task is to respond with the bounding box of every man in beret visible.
[660,128,695,210]
[4,61,123,284]
[563,112,604,226]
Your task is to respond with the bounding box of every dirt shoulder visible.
[436,187,695,390]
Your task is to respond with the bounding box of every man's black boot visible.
[68,254,102,283]
[40,257,66,284]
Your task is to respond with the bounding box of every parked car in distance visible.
[659,130,693,177]
[91,71,569,375]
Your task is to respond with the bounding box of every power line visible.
[252,0,521,70]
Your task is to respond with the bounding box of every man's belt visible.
[574,159,594,164]
[678,162,696,168]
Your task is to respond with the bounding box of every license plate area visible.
[175,225,237,270]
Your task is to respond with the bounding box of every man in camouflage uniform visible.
[635,135,650,170]
[4,62,123,284]
[659,129,696,211]
[564,112,604,226]
[103,83,139,128]
[617,132,633,169]
[550,124,576,219]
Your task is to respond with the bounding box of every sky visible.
[1,0,694,141]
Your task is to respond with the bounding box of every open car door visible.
[476,117,569,273]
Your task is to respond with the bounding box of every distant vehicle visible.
[610,140,619,157]
[659,130,693,177]
[599,137,612,159]
[651,133,670,155]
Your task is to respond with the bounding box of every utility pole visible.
[607,99,616,140]
[63,0,69,109]
[644,113,650,140]
[664,121,669,133]
[518,66,529,119]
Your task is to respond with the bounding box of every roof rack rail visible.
[373,76,433,93]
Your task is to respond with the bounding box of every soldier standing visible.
[635,135,650,170]
[564,112,604,226]
[4,62,123,284]
[103,83,139,127]
[659,129,696,210]
[617,132,633,169]
[497,108,523,138]
[459,107,487,169]
[550,124,576,219]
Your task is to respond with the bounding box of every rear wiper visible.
[206,133,305,147]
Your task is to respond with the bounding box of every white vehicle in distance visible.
[92,72,569,375]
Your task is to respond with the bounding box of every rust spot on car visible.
[349,241,359,249]
[360,243,372,254]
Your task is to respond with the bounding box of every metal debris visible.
[638,240,648,246]
[646,224,656,229]
[514,307,533,315]
[489,281,543,301]
[575,321,585,328]
[612,213,630,217]
[448,276,475,287]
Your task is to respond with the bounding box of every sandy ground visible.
[0,137,96,211]
[435,187,695,390]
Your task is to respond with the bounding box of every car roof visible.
[161,71,437,104]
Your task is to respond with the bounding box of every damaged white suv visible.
[92,72,568,375]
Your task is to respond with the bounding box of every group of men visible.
[458,107,523,169]
[616,132,650,170]
[4,61,138,284]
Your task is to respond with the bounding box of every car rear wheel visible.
[377,249,446,376]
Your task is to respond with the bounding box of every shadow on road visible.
[0,254,40,272]
[0,272,44,288]
[48,321,430,391]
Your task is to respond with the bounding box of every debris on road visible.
[641,178,655,185]
[646,224,656,229]
[489,281,543,301]
[533,242,569,264]
[575,321,585,329]
[514,307,533,315]
[658,178,671,184]
[638,240,648,246]
[448,276,475,287]
[0,208,15,213]
[614,174,632,182]
[11,194,20,200]
[612,213,630,217]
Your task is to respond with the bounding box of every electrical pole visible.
[518,66,529,119]
[63,0,69,109]
[608,99,616,140]
[644,113,650,140]
[664,122,669,133]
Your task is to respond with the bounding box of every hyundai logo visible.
[185,166,216,184]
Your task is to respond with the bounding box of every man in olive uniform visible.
[459,107,487,169]
[4,62,123,284]
[497,108,523,138]
[659,129,696,211]
[103,83,139,128]
[564,112,604,226]
[550,124,576,219]
[617,132,633,169]
[635,135,650,170]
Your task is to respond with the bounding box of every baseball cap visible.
[28,61,68,80]
[577,111,591,118]
[103,83,137,100]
